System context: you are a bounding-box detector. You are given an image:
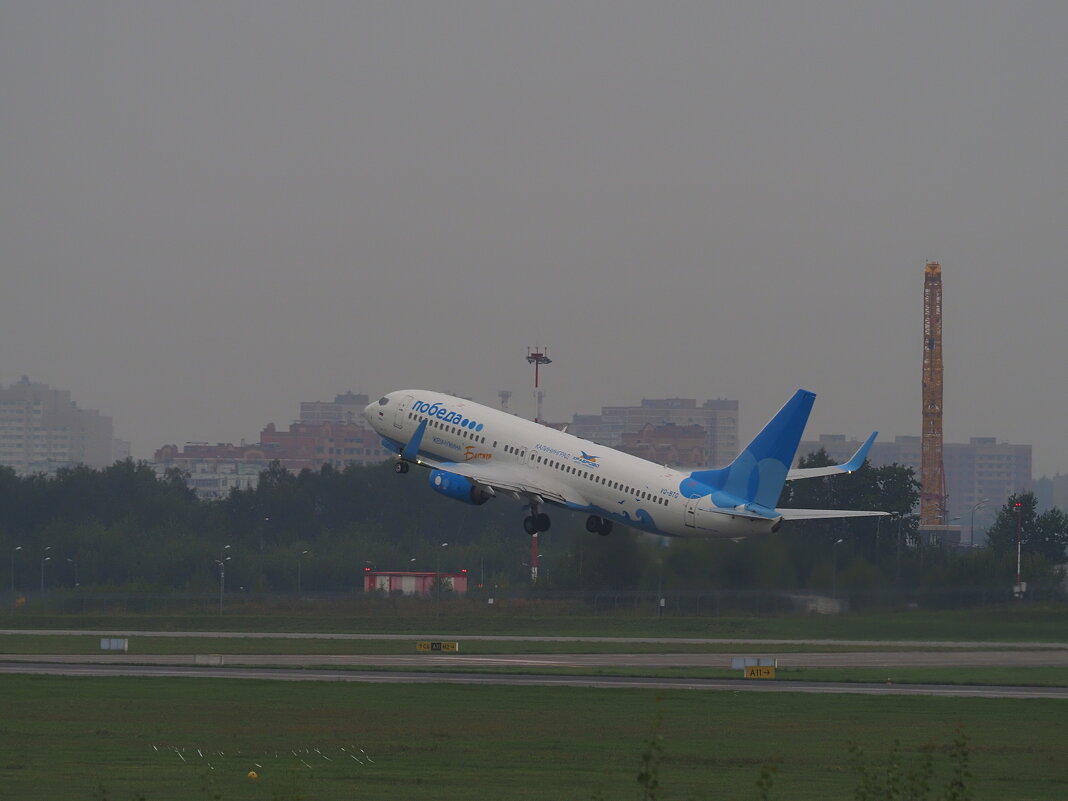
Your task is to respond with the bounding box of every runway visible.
[4,648,1068,668]
[3,629,1067,699]
[2,659,1066,699]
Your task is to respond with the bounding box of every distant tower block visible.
[526,347,552,423]
[920,261,947,526]
[498,390,512,413]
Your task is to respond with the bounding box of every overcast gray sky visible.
[2,2,1066,475]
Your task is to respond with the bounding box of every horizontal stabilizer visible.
[777,508,888,521]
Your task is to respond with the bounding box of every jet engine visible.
[428,469,494,505]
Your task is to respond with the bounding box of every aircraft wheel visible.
[586,515,601,533]
[523,515,538,536]
[536,513,551,532]
[598,520,613,537]
[393,461,409,474]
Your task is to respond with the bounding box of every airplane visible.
[364,388,887,539]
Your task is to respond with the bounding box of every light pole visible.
[363,560,375,592]
[40,546,52,592]
[436,542,448,610]
[895,516,903,583]
[297,550,309,594]
[657,558,664,619]
[1015,500,1023,603]
[874,516,882,573]
[260,517,269,592]
[66,557,78,588]
[10,546,21,594]
[969,499,989,547]
[216,545,231,615]
[832,538,844,600]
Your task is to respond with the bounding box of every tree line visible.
[1,455,1065,602]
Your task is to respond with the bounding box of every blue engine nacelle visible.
[428,469,494,505]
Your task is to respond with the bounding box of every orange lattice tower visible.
[920,261,947,525]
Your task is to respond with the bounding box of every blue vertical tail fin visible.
[688,389,815,513]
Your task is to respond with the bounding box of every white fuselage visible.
[365,390,778,539]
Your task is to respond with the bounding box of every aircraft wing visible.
[777,508,889,520]
[786,432,878,481]
[386,419,589,508]
[411,452,590,509]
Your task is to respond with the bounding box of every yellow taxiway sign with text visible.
[744,665,776,679]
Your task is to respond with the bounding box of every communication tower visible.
[920,262,947,526]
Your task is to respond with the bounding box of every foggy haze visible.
[2,3,1066,474]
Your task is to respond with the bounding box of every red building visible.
[155,421,389,474]
[619,422,708,468]
[259,421,387,470]
[363,571,469,596]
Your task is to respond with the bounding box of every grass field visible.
[4,604,1066,798]
[2,674,1067,800]
[0,633,906,655]
[6,601,1068,641]
[0,632,1028,655]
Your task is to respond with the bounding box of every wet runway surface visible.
[2,659,1067,699]
[4,649,1068,668]
[4,629,1066,699]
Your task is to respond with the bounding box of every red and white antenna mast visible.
[526,346,552,424]
[525,346,552,585]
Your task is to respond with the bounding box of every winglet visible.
[401,419,428,462]
[785,431,879,482]
[839,431,878,473]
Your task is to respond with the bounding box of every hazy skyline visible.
[2,3,1066,475]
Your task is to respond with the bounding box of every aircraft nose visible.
[363,400,378,424]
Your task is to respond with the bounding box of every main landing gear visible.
[522,513,612,536]
[586,515,613,536]
[523,513,551,535]
[393,460,410,474]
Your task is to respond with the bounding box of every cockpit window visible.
[378,397,389,405]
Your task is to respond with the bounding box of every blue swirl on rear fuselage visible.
[678,477,743,510]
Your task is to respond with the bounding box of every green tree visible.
[984,492,1067,561]
[778,451,919,586]
[1033,506,1068,562]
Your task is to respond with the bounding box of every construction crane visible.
[920,261,947,526]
